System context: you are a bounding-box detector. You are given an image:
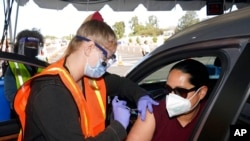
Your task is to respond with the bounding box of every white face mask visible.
[166,88,201,118]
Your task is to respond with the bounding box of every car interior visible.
[139,56,221,100]
[124,56,223,130]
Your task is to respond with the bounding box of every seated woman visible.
[126,59,209,141]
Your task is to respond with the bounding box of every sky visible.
[0,0,237,38]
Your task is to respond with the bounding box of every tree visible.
[146,15,158,28]
[45,35,57,40]
[129,15,163,36]
[132,24,144,36]
[175,11,200,33]
[129,38,132,44]
[129,16,139,31]
[136,37,140,44]
[152,35,157,43]
[62,34,74,40]
[112,21,125,39]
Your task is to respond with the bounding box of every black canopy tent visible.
[16,0,250,11]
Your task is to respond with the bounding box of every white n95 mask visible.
[166,88,201,118]
[166,93,191,118]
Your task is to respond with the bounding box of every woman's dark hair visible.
[14,29,44,53]
[170,59,209,88]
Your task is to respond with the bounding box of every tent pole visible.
[7,0,13,46]
[13,0,20,46]
[1,0,14,51]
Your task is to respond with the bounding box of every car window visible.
[139,56,220,85]
[136,55,222,103]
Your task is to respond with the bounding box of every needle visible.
[116,98,141,115]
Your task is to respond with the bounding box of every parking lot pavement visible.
[107,46,144,76]
[107,65,133,76]
[46,45,67,63]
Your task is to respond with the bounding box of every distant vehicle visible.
[60,39,68,46]
[0,6,250,141]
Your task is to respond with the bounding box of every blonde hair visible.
[83,14,94,23]
[63,20,117,57]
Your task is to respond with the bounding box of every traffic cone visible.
[118,55,123,66]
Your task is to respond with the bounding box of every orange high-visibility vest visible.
[14,58,106,141]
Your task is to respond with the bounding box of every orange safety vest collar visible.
[14,58,107,140]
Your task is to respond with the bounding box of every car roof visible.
[153,6,250,54]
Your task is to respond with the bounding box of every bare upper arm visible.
[126,110,156,141]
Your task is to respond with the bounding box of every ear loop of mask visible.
[86,49,102,69]
[184,87,202,114]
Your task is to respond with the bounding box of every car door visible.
[0,52,48,140]
[126,37,250,140]
[195,40,250,141]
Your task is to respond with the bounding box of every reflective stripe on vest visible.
[14,58,106,140]
[85,78,106,135]
[9,62,31,87]
[89,79,106,118]
[9,61,43,88]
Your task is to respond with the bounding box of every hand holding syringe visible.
[112,96,141,129]
[116,97,141,115]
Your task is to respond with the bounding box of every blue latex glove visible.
[112,96,131,129]
[137,95,159,121]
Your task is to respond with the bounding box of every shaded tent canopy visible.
[16,0,250,11]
